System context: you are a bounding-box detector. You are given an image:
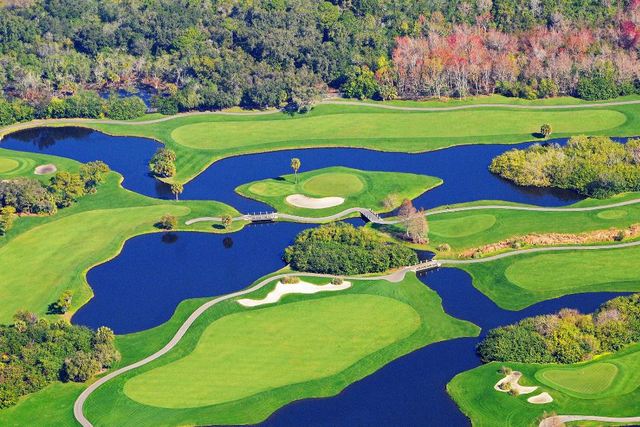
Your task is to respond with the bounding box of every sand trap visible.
[34,164,57,175]
[528,392,553,404]
[285,194,345,209]
[237,279,351,307]
[494,371,538,395]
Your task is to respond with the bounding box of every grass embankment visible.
[236,166,441,217]
[26,101,637,184]
[448,343,640,427]
[83,273,479,426]
[0,148,242,323]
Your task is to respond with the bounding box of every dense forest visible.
[1,0,640,123]
[477,293,640,364]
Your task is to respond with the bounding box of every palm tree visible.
[171,183,184,201]
[290,158,301,183]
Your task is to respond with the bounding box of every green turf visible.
[597,210,628,219]
[430,214,497,238]
[124,294,420,408]
[301,172,364,196]
[448,343,640,427]
[458,245,640,310]
[0,157,19,173]
[84,273,479,426]
[236,166,441,217]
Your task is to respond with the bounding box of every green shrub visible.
[105,96,147,120]
[157,214,177,230]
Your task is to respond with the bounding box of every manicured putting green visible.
[537,363,618,396]
[301,172,364,197]
[0,157,19,173]
[430,214,497,238]
[597,209,628,219]
[170,110,626,150]
[504,246,640,291]
[247,181,291,197]
[123,295,420,408]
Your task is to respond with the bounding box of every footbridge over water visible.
[408,260,442,272]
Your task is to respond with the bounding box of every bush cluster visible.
[477,294,640,364]
[0,311,120,409]
[149,148,176,178]
[490,136,640,198]
[283,222,417,275]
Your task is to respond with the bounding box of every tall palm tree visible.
[290,158,301,183]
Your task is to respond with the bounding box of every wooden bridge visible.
[242,212,278,223]
[359,209,385,224]
[408,260,442,272]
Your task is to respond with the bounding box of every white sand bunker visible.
[237,279,351,307]
[494,371,538,395]
[528,392,553,404]
[285,194,345,209]
[34,164,57,175]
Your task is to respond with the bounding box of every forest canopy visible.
[1,0,640,120]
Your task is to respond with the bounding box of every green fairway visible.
[430,214,497,238]
[236,166,441,217]
[448,344,640,427]
[124,295,420,408]
[83,273,479,426]
[170,110,624,150]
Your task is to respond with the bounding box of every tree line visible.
[1,0,640,120]
[477,293,640,364]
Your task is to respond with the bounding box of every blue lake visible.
[0,127,629,426]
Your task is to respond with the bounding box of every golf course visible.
[1,95,639,427]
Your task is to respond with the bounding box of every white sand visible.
[34,164,57,175]
[285,194,345,209]
[237,279,351,307]
[494,371,538,395]
[528,392,553,404]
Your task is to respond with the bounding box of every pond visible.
[1,126,628,426]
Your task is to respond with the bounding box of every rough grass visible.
[84,273,479,426]
[448,343,640,427]
[236,166,441,217]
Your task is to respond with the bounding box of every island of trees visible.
[477,293,640,364]
[490,136,640,198]
[284,222,417,275]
